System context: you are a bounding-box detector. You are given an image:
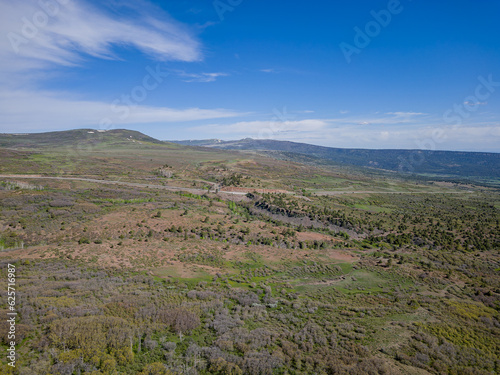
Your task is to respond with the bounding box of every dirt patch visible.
[220,186,292,194]
[296,231,339,242]
[325,248,358,262]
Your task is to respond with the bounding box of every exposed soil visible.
[220,186,292,194]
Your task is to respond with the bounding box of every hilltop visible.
[0,128,164,149]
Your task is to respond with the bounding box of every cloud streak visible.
[0,90,241,131]
[0,0,201,77]
[176,71,229,83]
[181,113,500,152]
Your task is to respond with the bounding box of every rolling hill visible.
[1,129,499,182]
[173,138,500,181]
[0,128,163,149]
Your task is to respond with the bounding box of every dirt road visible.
[0,175,472,196]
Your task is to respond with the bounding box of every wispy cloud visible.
[305,123,500,151]
[325,112,429,127]
[386,112,427,117]
[187,112,431,140]
[181,112,500,152]
[0,0,201,78]
[463,101,487,106]
[176,71,229,83]
[0,90,241,131]
[189,119,329,137]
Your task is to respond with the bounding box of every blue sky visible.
[0,0,499,151]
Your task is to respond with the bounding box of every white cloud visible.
[177,71,229,83]
[189,119,329,138]
[386,112,426,117]
[180,113,500,152]
[328,112,431,127]
[463,101,487,106]
[0,90,241,131]
[0,0,201,78]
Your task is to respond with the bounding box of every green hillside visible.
[174,138,500,182]
[0,129,164,148]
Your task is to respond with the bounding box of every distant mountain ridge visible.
[0,130,498,181]
[172,138,500,180]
